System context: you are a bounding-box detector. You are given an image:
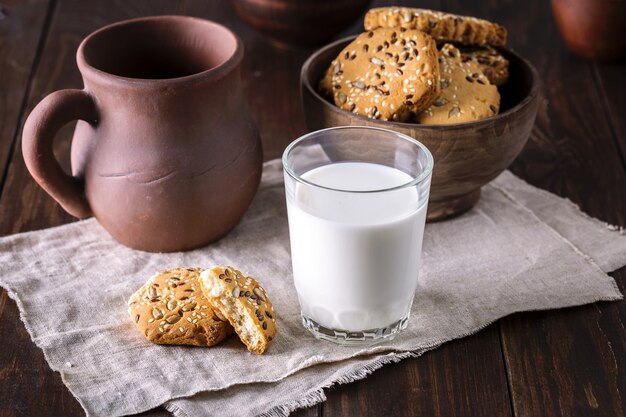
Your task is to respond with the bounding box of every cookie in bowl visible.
[415,43,500,124]
[364,7,507,47]
[319,27,440,122]
[459,45,509,86]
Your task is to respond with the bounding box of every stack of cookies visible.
[319,7,509,124]
[128,266,276,354]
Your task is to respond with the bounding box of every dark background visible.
[0,0,624,416]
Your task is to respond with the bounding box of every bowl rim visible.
[301,35,541,131]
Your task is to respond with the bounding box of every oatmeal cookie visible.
[416,43,500,124]
[128,267,233,346]
[324,27,440,121]
[364,7,507,47]
[200,266,276,354]
[459,45,509,86]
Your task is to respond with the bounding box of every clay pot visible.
[551,0,626,62]
[22,16,263,252]
[231,0,371,47]
[301,36,540,222]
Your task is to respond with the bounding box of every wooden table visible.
[1,0,624,416]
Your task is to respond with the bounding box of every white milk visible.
[286,162,427,332]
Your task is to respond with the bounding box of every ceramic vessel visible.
[300,36,540,221]
[22,16,263,252]
[551,0,626,62]
[231,0,371,47]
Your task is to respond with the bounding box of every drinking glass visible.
[282,126,433,344]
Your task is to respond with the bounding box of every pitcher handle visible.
[22,89,97,218]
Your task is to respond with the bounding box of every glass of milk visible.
[282,126,433,345]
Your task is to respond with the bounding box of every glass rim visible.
[282,126,434,194]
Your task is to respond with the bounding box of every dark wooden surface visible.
[0,0,624,416]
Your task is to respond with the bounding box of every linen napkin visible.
[0,159,623,417]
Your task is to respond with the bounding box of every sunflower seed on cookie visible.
[415,43,500,124]
[364,7,507,47]
[200,266,276,355]
[326,27,440,122]
[128,267,233,347]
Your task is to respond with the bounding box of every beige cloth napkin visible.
[0,159,624,417]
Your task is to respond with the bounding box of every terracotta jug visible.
[22,16,263,252]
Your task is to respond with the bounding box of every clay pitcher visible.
[22,16,263,252]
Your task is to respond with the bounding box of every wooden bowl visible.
[301,36,540,221]
[231,0,371,47]
[551,0,626,62]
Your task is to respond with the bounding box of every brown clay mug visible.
[22,16,263,252]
